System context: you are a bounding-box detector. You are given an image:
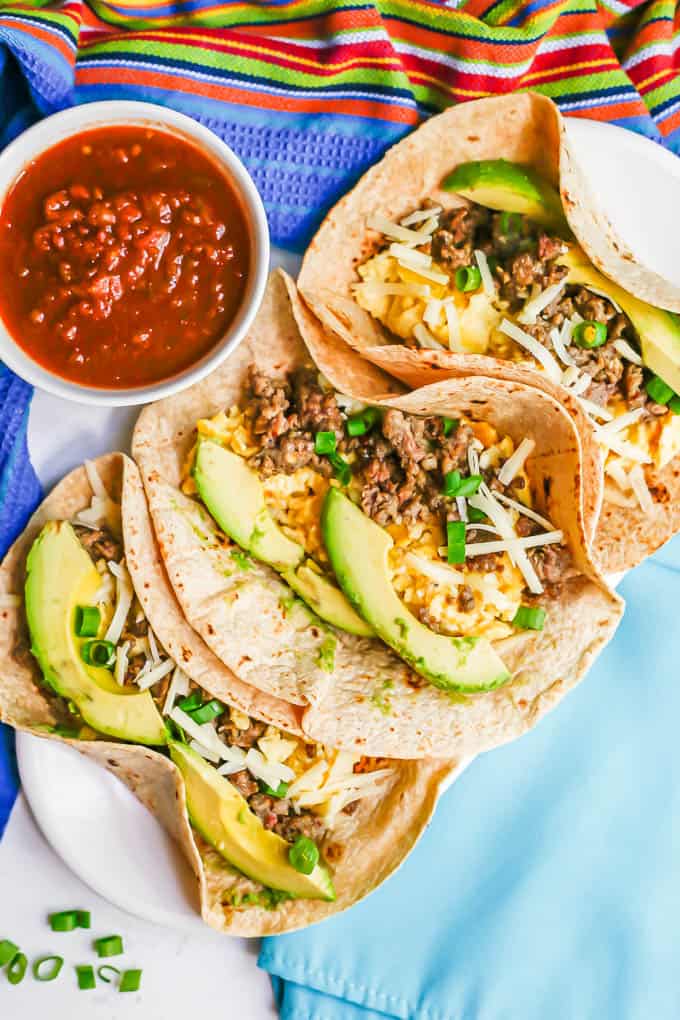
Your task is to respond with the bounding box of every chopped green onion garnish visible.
[314,431,336,455]
[0,940,18,966]
[7,952,27,985]
[329,452,351,485]
[442,417,458,437]
[346,407,380,437]
[443,471,482,498]
[188,699,224,725]
[645,374,675,405]
[288,836,319,875]
[76,965,96,990]
[74,605,100,638]
[120,969,142,993]
[572,321,607,349]
[77,910,91,929]
[177,690,202,712]
[669,395,680,415]
[499,211,521,235]
[49,910,79,932]
[97,965,121,984]
[455,265,482,293]
[512,605,546,631]
[446,520,466,564]
[94,935,124,958]
[80,639,115,668]
[33,956,64,982]
[259,780,289,798]
[467,506,487,523]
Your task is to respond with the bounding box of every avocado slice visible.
[193,438,374,636]
[443,159,568,233]
[560,248,680,396]
[25,521,167,745]
[169,741,335,901]
[321,489,511,693]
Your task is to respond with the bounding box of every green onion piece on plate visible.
[512,605,546,631]
[645,374,675,405]
[446,520,466,564]
[49,910,79,932]
[76,910,91,929]
[74,605,100,638]
[329,452,351,485]
[455,265,482,293]
[33,956,64,982]
[259,780,289,798]
[443,470,461,497]
[669,394,680,415]
[445,472,482,498]
[467,506,487,523]
[188,699,224,725]
[97,965,121,984]
[442,417,458,437]
[288,836,320,875]
[177,690,202,713]
[119,969,142,993]
[7,952,27,985]
[80,639,116,668]
[347,407,380,437]
[0,939,18,966]
[76,965,96,990]
[572,321,607,350]
[314,431,336,455]
[499,211,521,235]
[94,935,124,958]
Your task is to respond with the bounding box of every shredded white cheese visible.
[84,459,107,499]
[549,325,577,368]
[577,397,614,422]
[405,552,465,588]
[189,740,221,764]
[628,464,654,514]
[398,261,449,286]
[104,560,134,646]
[136,656,175,692]
[468,486,544,594]
[518,279,567,325]
[114,641,130,687]
[413,323,446,350]
[612,339,642,366]
[474,249,496,297]
[389,242,431,268]
[465,530,564,557]
[596,429,651,463]
[245,748,295,788]
[497,438,535,486]
[493,491,556,531]
[456,496,468,522]
[596,406,646,437]
[147,628,161,663]
[499,319,562,383]
[423,299,442,329]
[444,299,462,351]
[367,214,432,246]
[400,206,442,227]
[354,281,431,301]
[162,666,189,716]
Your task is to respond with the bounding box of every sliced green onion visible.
[499,211,522,235]
[329,452,351,485]
[258,780,289,798]
[120,969,142,993]
[97,965,121,984]
[446,520,466,564]
[94,934,123,958]
[49,910,79,932]
[347,407,380,437]
[467,506,487,523]
[314,431,336,455]
[455,265,482,293]
[443,470,461,497]
[7,952,27,985]
[288,836,319,875]
[669,394,680,415]
[188,699,224,725]
[80,639,115,668]
[0,940,18,966]
[76,965,96,990]
[177,690,202,713]
[443,471,481,498]
[442,417,458,437]
[33,956,64,982]
[512,605,546,631]
[645,374,674,405]
[572,321,607,350]
[74,605,100,638]
[77,910,91,929]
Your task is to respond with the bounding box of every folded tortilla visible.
[133,270,623,760]
[0,452,455,934]
[296,92,680,572]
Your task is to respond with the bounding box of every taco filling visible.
[11,460,399,906]
[353,174,680,516]
[182,366,574,664]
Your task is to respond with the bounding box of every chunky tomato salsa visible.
[0,125,251,388]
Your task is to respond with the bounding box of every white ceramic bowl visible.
[0,101,270,406]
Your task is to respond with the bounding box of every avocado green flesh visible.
[282,562,374,637]
[193,438,372,635]
[443,159,568,233]
[321,489,511,693]
[169,742,335,901]
[25,521,167,745]
[560,249,680,396]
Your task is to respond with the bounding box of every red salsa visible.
[0,125,251,388]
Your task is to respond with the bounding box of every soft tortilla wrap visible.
[0,452,455,934]
[133,271,623,760]
[296,92,680,572]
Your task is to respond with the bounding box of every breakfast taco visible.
[296,92,680,572]
[133,270,622,761]
[0,452,455,934]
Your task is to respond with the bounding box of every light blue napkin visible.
[261,535,680,1020]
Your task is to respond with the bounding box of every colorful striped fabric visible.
[0,0,678,250]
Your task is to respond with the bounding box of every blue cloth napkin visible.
[260,540,680,1019]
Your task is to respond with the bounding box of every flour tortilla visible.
[133,271,623,761]
[0,452,456,935]
[296,92,680,571]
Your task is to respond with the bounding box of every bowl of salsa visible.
[0,101,269,405]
